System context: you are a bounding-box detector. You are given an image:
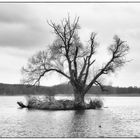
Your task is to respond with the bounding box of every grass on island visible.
[24,95,104,110]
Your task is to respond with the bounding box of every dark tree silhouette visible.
[21,16,129,108]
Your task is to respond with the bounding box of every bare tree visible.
[21,16,129,108]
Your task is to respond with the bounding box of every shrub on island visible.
[20,95,103,110]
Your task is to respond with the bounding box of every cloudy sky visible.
[0,3,140,87]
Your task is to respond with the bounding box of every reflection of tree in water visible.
[68,110,104,137]
[74,110,86,115]
[68,110,90,137]
[46,110,87,137]
[28,109,105,137]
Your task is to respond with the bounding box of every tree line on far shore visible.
[0,83,140,96]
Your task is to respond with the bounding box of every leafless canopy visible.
[21,16,129,95]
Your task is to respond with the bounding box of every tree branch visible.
[84,35,129,94]
[78,57,88,81]
[33,68,70,86]
[95,81,108,92]
[83,33,97,84]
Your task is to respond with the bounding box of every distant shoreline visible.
[1,93,140,97]
[94,94,140,97]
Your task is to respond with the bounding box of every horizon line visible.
[0,82,140,88]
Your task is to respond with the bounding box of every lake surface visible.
[0,96,140,137]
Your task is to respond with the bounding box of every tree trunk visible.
[73,89,85,109]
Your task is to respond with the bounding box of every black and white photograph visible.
[0,1,140,138]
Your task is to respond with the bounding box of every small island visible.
[17,95,103,110]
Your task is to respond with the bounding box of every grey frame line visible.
[0,1,140,3]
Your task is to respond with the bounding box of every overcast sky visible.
[0,3,140,87]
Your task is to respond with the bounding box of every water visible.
[0,96,140,137]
